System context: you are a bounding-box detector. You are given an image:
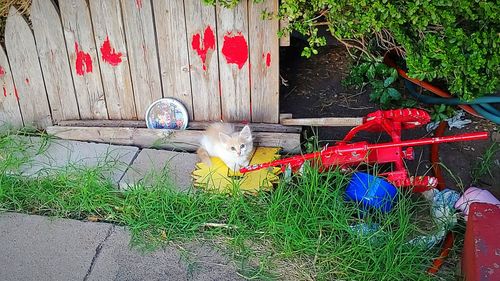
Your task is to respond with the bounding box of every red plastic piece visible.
[240,108,489,192]
[462,203,500,281]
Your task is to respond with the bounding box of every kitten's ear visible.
[240,125,252,141]
[219,132,231,143]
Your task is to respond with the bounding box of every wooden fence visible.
[0,0,281,130]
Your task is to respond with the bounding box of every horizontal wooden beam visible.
[58,119,301,133]
[46,126,301,154]
[58,119,146,128]
[280,117,363,127]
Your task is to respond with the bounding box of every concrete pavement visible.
[0,213,242,281]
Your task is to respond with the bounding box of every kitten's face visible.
[219,125,253,158]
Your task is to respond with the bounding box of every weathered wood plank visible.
[184,0,221,121]
[186,121,301,133]
[59,0,108,119]
[120,0,162,120]
[153,0,193,119]
[31,0,80,123]
[249,0,279,123]
[89,0,137,119]
[216,1,251,122]
[47,126,301,153]
[58,119,145,128]
[58,119,302,133]
[5,7,52,128]
[281,117,364,127]
[0,45,23,128]
[279,18,290,47]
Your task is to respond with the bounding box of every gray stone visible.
[492,131,499,143]
[87,227,243,281]
[0,212,112,281]
[120,149,198,192]
[18,137,139,184]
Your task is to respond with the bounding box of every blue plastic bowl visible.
[345,172,398,213]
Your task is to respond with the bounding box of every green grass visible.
[0,130,444,280]
[471,142,500,185]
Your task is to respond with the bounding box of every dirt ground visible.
[279,39,499,197]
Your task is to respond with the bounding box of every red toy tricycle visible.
[241,108,489,192]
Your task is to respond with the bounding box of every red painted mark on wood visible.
[100,36,123,66]
[0,66,5,76]
[25,78,29,84]
[75,42,93,76]
[136,0,143,9]
[221,32,248,69]
[265,52,271,67]
[14,86,19,101]
[3,86,7,97]
[191,26,216,71]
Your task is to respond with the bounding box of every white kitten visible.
[197,123,254,171]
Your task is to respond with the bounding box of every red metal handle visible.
[240,132,489,174]
[366,132,489,150]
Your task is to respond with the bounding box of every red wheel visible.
[343,108,431,142]
[367,108,431,129]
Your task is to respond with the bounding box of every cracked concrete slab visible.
[0,213,243,281]
[0,212,111,281]
[119,149,198,192]
[87,226,243,281]
[84,225,116,281]
[17,137,139,184]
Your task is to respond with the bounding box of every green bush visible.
[205,0,499,101]
[280,0,499,101]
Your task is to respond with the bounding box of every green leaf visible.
[358,63,370,74]
[390,68,399,79]
[371,80,384,89]
[384,76,396,87]
[380,92,389,104]
[367,65,376,80]
[387,88,401,99]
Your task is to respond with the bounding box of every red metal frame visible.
[240,109,489,192]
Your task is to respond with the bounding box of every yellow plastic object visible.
[192,147,282,194]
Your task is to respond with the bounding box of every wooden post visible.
[249,0,279,123]
[153,0,194,119]
[184,0,222,121]
[120,0,162,120]
[59,0,108,120]
[216,1,251,122]
[279,18,291,47]
[31,0,80,123]
[5,7,52,128]
[89,0,137,120]
[0,45,23,128]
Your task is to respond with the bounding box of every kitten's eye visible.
[240,144,245,149]
[231,147,236,151]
